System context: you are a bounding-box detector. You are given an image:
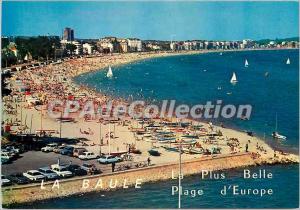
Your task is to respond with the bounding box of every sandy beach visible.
[2,50,299,168]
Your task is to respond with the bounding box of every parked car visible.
[1,152,11,164]
[8,173,30,185]
[78,152,98,160]
[97,155,122,164]
[81,163,101,175]
[53,145,66,153]
[50,164,73,178]
[38,167,59,180]
[1,175,12,186]
[1,157,11,164]
[5,146,21,154]
[23,170,45,182]
[60,146,74,156]
[41,143,59,152]
[66,164,88,176]
[73,148,87,157]
[1,150,18,160]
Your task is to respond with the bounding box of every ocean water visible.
[75,49,299,152]
[13,50,299,208]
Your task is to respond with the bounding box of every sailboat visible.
[106,66,113,78]
[245,59,249,67]
[265,72,269,77]
[286,58,290,65]
[272,113,286,140]
[230,72,238,84]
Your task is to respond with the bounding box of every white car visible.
[41,143,58,152]
[23,170,45,181]
[78,152,98,160]
[97,155,122,164]
[51,164,73,178]
[38,167,59,180]
[1,152,12,160]
[1,175,12,186]
[5,146,20,154]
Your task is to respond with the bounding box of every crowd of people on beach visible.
[2,53,299,166]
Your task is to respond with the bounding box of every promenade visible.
[2,152,255,206]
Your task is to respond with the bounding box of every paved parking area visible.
[2,151,113,175]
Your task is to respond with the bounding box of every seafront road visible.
[2,151,113,175]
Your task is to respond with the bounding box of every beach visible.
[2,49,299,205]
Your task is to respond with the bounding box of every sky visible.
[2,1,299,41]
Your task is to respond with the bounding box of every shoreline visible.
[2,48,299,205]
[71,48,299,155]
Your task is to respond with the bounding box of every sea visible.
[14,49,299,208]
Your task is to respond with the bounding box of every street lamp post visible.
[59,111,62,139]
[99,119,102,156]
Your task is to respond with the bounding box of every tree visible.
[65,43,77,55]
[49,36,61,60]
[2,37,9,49]
[14,36,62,61]
[1,48,17,68]
[15,37,29,62]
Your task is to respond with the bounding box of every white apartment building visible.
[127,38,142,52]
[83,43,93,54]
[60,40,83,55]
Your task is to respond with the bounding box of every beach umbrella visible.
[68,95,74,100]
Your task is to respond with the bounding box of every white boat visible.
[272,132,286,140]
[187,147,204,154]
[106,66,113,78]
[230,72,238,84]
[245,59,249,67]
[286,58,290,65]
[272,113,286,140]
[144,138,157,143]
